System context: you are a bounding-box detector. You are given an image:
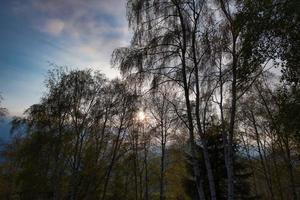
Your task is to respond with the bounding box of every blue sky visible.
[0,0,130,116]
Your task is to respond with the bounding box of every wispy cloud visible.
[10,0,130,76]
[42,18,65,36]
[1,0,131,116]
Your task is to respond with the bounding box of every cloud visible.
[10,0,130,78]
[11,0,129,39]
[42,19,65,36]
[2,0,132,117]
[80,45,98,55]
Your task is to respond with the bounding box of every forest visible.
[0,0,299,199]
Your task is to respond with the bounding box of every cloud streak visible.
[11,0,130,77]
[0,0,131,116]
[42,19,65,36]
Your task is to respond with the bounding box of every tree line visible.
[0,0,299,199]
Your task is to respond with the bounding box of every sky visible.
[0,0,130,117]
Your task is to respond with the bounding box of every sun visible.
[137,110,146,121]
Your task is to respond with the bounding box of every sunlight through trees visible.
[0,0,299,199]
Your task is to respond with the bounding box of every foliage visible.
[0,0,299,199]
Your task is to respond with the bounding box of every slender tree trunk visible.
[180,24,206,200]
[240,132,259,197]
[219,48,236,200]
[70,126,83,200]
[174,2,206,199]
[139,166,143,200]
[218,1,239,198]
[143,124,149,200]
[250,111,274,199]
[283,137,298,200]
[192,11,217,200]
[124,171,129,199]
[134,140,139,200]
[182,33,206,200]
[270,139,284,200]
[218,52,235,200]
[53,111,65,200]
[132,123,140,200]
[160,122,166,200]
[101,120,124,200]
[257,85,298,200]
[144,146,149,200]
[219,55,232,199]
[227,37,237,200]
